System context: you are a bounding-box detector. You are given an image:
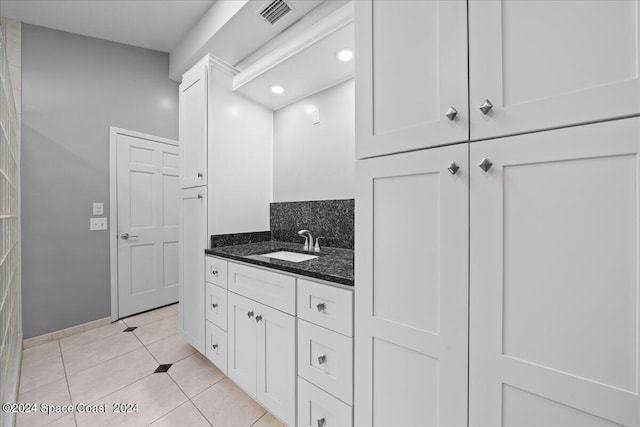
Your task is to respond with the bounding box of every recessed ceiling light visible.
[336,48,354,62]
[271,85,284,94]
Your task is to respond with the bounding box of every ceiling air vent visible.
[258,0,293,25]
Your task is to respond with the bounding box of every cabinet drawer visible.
[228,262,296,315]
[206,256,227,288]
[298,319,353,405]
[298,377,352,427]
[205,320,227,375]
[297,279,353,337]
[205,283,227,330]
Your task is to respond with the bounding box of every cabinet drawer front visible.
[205,256,228,288]
[205,283,227,330]
[228,262,296,315]
[205,320,227,375]
[298,279,353,337]
[298,319,353,404]
[298,377,352,427]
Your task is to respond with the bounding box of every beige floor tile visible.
[145,334,196,364]
[67,347,156,404]
[148,401,210,427]
[60,321,126,351]
[133,314,178,346]
[61,331,142,375]
[45,414,77,426]
[168,353,224,398]
[252,412,286,427]
[122,306,176,328]
[74,373,187,427]
[20,341,66,394]
[17,378,72,427]
[192,378,266,427]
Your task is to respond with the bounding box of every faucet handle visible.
[314,237,324,253]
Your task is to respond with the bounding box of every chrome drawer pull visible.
[211,343,218,349]
[317,418,326,427]
[256,315,263,323]
[247,311,254,319]
[318,355,326,365]
[317,302,325,313]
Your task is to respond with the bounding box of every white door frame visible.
[109,126,179,321]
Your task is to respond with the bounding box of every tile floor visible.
[16,304,284,427]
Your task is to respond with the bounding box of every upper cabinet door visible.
[469,0,640,140]
[179,65,207,189]
[355,0,468,159]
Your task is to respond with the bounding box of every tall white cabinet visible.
[178,54,272,355]
[355,1,640,426]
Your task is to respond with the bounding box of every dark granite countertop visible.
[205,241,354,286]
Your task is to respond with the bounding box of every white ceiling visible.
[0,0,214,52]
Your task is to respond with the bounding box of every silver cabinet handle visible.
[197,194,203,199]
[197,172,203,178]
[247,311,254,319]
[478,158,493,172]
[211,343,218,349]
[255,315,263,323]
[317,418,326,427]
[445,106,458,121]
[211,268,218,276]
[447,162,460,175]
[120,233,139,240]
[318,355,326,365]
[211,303,218,309]
[479,99,493,115]
[317,302,325,312]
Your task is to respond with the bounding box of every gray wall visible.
[273,79,355,202]
[21,24,179,338]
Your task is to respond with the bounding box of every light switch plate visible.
[93,203,104,215]
[90,217,108,231]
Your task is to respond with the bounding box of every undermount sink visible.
[260,251,318,263]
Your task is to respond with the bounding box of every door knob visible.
[445,106,458,121]
[318,355,327,365]
[479,99,493,115]
[247,311,254,319]
[447,162,460,175]
[478,158,493,172]
[120,233,139,240]
[317,302,326,312]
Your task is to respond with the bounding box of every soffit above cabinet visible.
[232,2,354,111]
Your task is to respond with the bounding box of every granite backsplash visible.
[270,199,354,250]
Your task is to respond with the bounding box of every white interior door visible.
[117,132,180,318]
[355,144,469,426]
[469,118,640,426]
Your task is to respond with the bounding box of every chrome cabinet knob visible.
[197,194,203,199]
[317,418,326,427]
[318,355,327,365]
[247,311,254,319]
[255,315,263,323]
[447,162,460,175]
[211,268,218,276]
[317,303,325,312]
[120,233,139,240]
[445,106,458,121]
[478,158,493,172]
[479,99,493,115]
[211,343,218,349]
[211,303,218,309]
[197,172,203,178]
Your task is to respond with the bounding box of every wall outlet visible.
[90,217,108,231]
[93,202,104,215]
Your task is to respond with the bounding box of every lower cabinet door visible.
[257,303,295,426]
[298,377,352,427]
[227,292,258,398]
[205,320,227,374]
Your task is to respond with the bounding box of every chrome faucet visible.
[297,229,313,251]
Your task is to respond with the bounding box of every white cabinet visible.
[179,63,207,189]
[469,0,640,140]
[354,144,469,426]
[179,187,207,353]
[469,118,640,427]
[227,264,296,426]
[355,0,469,159]
[355,0,640,157]
[298,378,353,427]
[205,320,227,374]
